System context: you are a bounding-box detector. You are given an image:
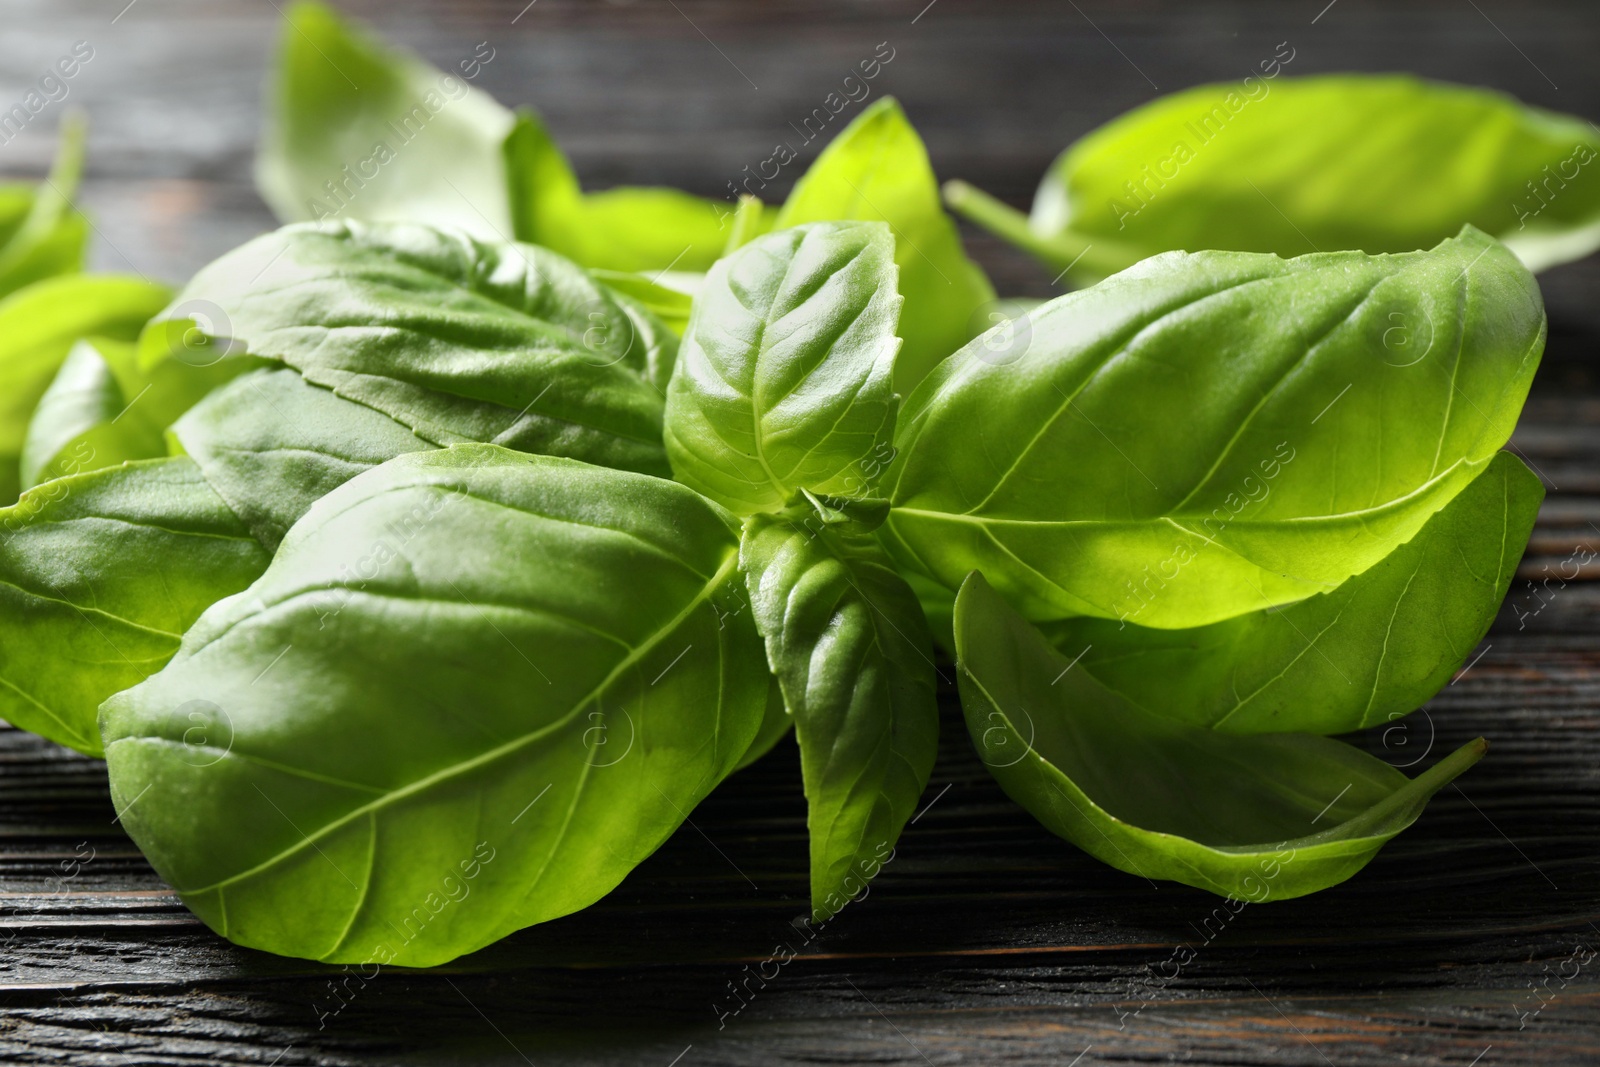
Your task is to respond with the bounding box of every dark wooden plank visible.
[3,1,1600,1064]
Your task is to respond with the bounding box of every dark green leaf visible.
[955,572,1485,900]
[884,228,1544,629]
[741,512,938,919]
[665,221,902,515]
[102,446,769,966]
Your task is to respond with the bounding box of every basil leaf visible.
[257,1,516,241]
[665,221,902,515]
[1042,452,1542,734]
[951,74,1600,284]
[506,110,743,273]
[160,219,675,477]
[741,514,938,919]
[722,194,768,255]
[101,446,769,966]
[0,459,271,755]
[955,572,1485,900]
[0,113,89,299]
[0,221,683,755]
[0,274,173,503]
[21,336,266,491]
[885,228,1544,629]
[735,675,793,772]
[776,98,995,390]
[172,368,433,548]
[588,269,694,337]
[20,340,134,490]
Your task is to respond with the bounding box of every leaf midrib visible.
[136,548,742,897]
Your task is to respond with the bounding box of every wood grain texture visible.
[2,1,1599,1063]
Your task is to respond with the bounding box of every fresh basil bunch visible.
[70,216,1537,966]
[0,0,1562,970]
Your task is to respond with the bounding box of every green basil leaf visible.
[776,98,995,390]
[885,228,1543,629]
[101,445,769,966]
[734,675,793,772]
[722,194,769,255]
[0,274,173,502]
[257,1,516,241]
[0,459,271,755]
[172,368,433,548]
[0,113,89,299]
[950,74,1600,284]
[0,221,684,755]
[506,109,745,273]
[955,572,1485,900]
[158,219,675,477]
[588,269,694,337]
[21,335,267,491]
[20,340,133,490]
[1041,452,1542,734]
[664,221,901,515]
[741,513,937,919]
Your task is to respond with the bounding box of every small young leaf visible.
[505,109,748,273]
[257,1,516,240]
[665,221,902,515]
[951,75,1600,284]
[885,228,1543,629]
[777,98,995,390]
[0,274,173,502]
[1041,452,1543,734]
[955,572,1485,901]
[0,459,271,755]
[21,336,266,491]
[588,269,694,338]
[741,513,937,919]
[102,446,769,966]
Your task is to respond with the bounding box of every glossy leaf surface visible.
[0,459,271,755]
[776,98,994,390]
[741,513,937,918]
[884,229,1544,629]
[665,221,902,515]
[955,573,1485,900]
[1041,453,1542,734]
[103,446,768,966]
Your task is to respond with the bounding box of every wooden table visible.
[3,2,1598,1063]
